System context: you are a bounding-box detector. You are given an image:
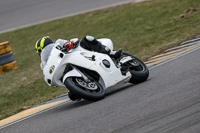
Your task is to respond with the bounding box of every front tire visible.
[64,77,105,101]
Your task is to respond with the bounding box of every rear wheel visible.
[64,77,105,101]
[123,53,149,84]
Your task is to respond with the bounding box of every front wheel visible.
[123,53,149,84]
[64,77,105,101]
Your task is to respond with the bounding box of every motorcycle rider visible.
[35,35,122,70]
[35,35,123,101]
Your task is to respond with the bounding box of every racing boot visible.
[68,91,81,102]
[110,49,122,59]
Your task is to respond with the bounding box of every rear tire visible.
[123,53,149,84]
[64,77,105,101]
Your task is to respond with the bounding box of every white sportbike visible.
[43,39,149,101]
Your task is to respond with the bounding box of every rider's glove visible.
[72,40,79,48]
[62,41,78,52]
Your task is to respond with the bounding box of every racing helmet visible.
[35,36,53,55]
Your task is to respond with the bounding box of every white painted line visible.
[166,41,200,52]
[180,37,200,45]
[146,46,198,64]
[149,46,200,70]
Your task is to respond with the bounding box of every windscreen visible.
[41,43,54,67]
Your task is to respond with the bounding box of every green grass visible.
[0,0,200,119]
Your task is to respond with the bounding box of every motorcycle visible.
[43,39,149,101]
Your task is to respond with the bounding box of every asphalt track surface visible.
[0,0,138,33]
[1,47,200,133]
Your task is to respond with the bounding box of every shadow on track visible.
[57,83,134,110]
[57,79,151,112]
[105,83,134,96]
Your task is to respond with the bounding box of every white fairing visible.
[43,39,131,90]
